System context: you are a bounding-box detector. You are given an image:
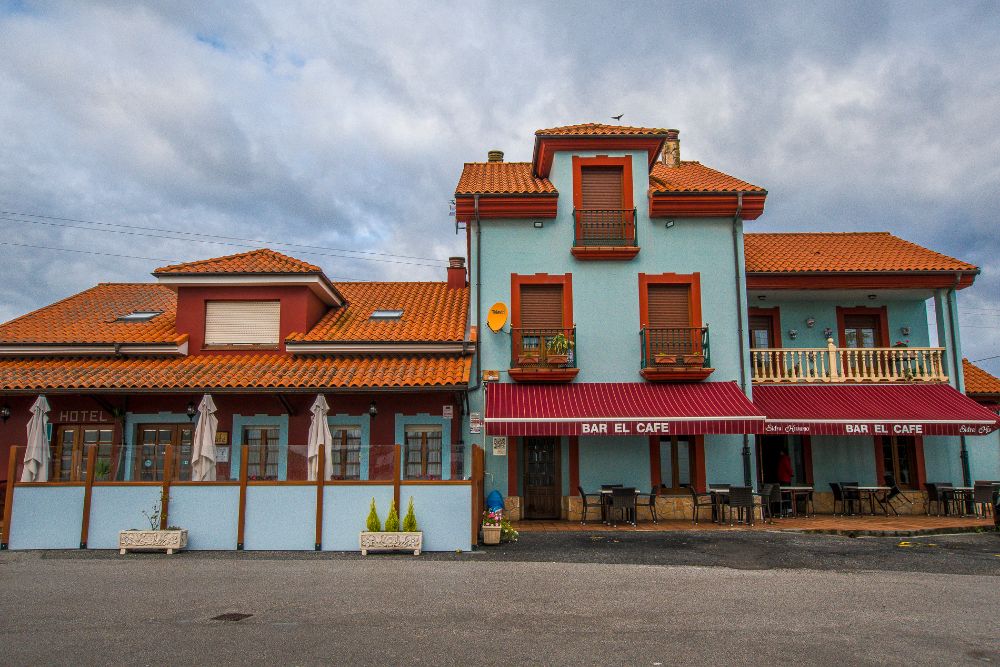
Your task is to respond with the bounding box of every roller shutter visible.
[580,167,624,209]
[647,285,690,328]
[519,285,564,329]
[205,301,281,345]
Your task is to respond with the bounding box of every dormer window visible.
[571,156,638,260]
[370,309,404,320]
[205,301,280,347]
[116,311,163,322]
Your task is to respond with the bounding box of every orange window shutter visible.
[647,285,690,328]
[519,284,564,329]
[580,167,623,209]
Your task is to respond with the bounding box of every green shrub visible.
[384,501,400,532]
[402,497,418,532]
[365,497,381,532]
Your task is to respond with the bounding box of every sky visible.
[0,1,998,373]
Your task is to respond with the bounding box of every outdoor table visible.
[779,485,814,517]
[949,486,974,516]
[599,488,638,523]
[709,488,730,523]
[845,485,890,515]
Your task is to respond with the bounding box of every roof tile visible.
[535,123,669,136]
[744,232,977,273]
[964,359,1000,396]
[456,162,556,195]
[154,248,323,275]
[649,161,766,194]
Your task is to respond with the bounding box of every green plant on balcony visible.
[546,333,574,365]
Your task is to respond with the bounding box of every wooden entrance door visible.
[522,437,561,519]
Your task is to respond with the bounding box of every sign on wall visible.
[491,436,507,456]
[469,412,482,434]
[442,405,454,419]
[486,302,508,333]
[214,445,230,463]
[215,431,229,445]
[482,369,500,382]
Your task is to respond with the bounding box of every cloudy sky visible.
[1,1,998,373]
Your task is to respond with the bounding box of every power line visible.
[971,354,1000,363]
[0,208,445,265]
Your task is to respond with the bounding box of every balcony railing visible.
[510,327,577,370]
[640,327,711,369]
[751,339,948,383]
[573,208,637,247]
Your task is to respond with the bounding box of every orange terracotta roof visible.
[0,284,183,345]
[456,162,556,195]
[964,359,1000,396]
[154,248,323,275]
[649,161,766,194]
[290,282,468,342]
[744,232,978,273]
[535,123,669,136]
[0,353,471,391]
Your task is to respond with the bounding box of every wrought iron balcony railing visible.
[640,327,711,369]
[751,340,948,383]
[510,327,577,369]
[573,208,637,247]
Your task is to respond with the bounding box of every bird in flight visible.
[611,114,624,121]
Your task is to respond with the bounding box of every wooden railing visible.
[573,208,637,246]
[641,327,710,369]
[510,327,577,369]
[751,339,948,383]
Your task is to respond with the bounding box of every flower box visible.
[118,529,188,555]
[518,353,540,366]
[546,354,569,365]
[482,524,501,545]
[682,354,706,366]
[359,531,423,555]
[654,353,679,365]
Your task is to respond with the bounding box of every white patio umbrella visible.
[190,394,218,482]
[21,395,51,482]
[307,394,334,481]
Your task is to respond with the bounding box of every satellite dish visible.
[486,302,508,333]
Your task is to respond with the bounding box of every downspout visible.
[731,191,752,487]
[948,272,971,486]
[467,194,482,397]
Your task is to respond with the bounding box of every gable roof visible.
[0,284,183,346]
[288,282,469,343]
[649,161,766,194]
[455,162,556,195]
[535,123,669,137]
[153,248,323,275]
[744,232,978,274]
[964,359,1000,397]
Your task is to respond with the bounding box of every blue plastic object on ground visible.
[486,489,504,512]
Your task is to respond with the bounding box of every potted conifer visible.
[359,497,423,555]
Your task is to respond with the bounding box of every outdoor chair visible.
[727,486,758,526]
[936,482,957,515]
[972,483,996,519]
[840,482,862,515]
[879,474,912,516]
[578,486,604,525]
[760,483,783,522]
[608,487,637,527]
[925,483,946,516]
[686,484,714,524]
[638,486,660,523]
[829,482,857,516]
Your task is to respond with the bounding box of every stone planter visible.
[119,529,188,555]
[482,524,501,545]
[359,531,423,555]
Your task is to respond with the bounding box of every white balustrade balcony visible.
[751,339,948,384]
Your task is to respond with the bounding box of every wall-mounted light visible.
[665,219,675,228]
[757,295,767,301]
[900,326,911,336]
[186,401,197,421]
[867,294,877,300]
[368,401,378,419]
[805,317,816,328]
[533,221,544,228]
[0,405,10,423]
[788,329,798,340]
[823,327,833,339]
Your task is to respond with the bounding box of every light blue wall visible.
[402,485,472,551]
[230,414,289,480]
[87,486,162,549]
[578,436,649,492]
[469,149,752,497]
[9,486,84,549]
[169,486,240,550]
[965,431,1000,481]
[768,298,931,349]
[809,436,879,489]
[394,413,452,480]
[328,413,372,479]
[242,486,314,550]
[322,485,394,550]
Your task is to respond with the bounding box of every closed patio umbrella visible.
[307,394,334,481]
[21,395,51,482]
[191,394,218,482]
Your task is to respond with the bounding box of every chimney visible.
[487,149,504,163]
[447,256,467,289]
[661,129,680,168]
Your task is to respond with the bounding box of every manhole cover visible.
[211,612,253,622]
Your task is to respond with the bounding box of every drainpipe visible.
[947,272,971,486]
[731,191,752,487]
[465,195,482,400]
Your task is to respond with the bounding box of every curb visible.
[779,526,998,538]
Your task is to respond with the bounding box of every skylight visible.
[116,311,163,322]
[369,309,404,320]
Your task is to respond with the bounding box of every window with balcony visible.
[509,274,578,382]
[639,273,711,381]
[571,156,637,259]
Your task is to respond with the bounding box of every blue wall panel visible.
[169,486,240,550]
[402,485,472,551]
[9,486,85,549]
[322,485,394,551]
[87,486,162,549]
[243,486,314,550]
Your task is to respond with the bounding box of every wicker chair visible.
[972,483,997,518]
[609,487,637,527]
[578,486,603,525]
[687,484,714,524]
[637,486,660,524]
[727,486,758,526]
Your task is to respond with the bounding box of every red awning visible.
[484,381,765,436]
[753,384,1000,437]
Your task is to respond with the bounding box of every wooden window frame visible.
[510,273,573,328]
[748,306,782,349]
[329,426,362,480]
[572,155,634,212]
[51,425,115,482]
[638,273,702,328]
[134,424,194,481]
[836,306,890,348]
[243,425,280,480]
[650,435,706,493]
[404,426,443,480]
[754,435,814,486]
[874,436,925,490]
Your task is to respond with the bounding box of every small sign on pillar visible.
[491,436,507,456]
[470,412,482,434]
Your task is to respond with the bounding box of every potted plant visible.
[654,352,679,365]
[360,497,423,555]
[482,509,502,545]
[517,350,540,365]
[118,497,187,555]
[545,333,574,365]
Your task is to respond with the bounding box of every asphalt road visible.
[1,531,998,666]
